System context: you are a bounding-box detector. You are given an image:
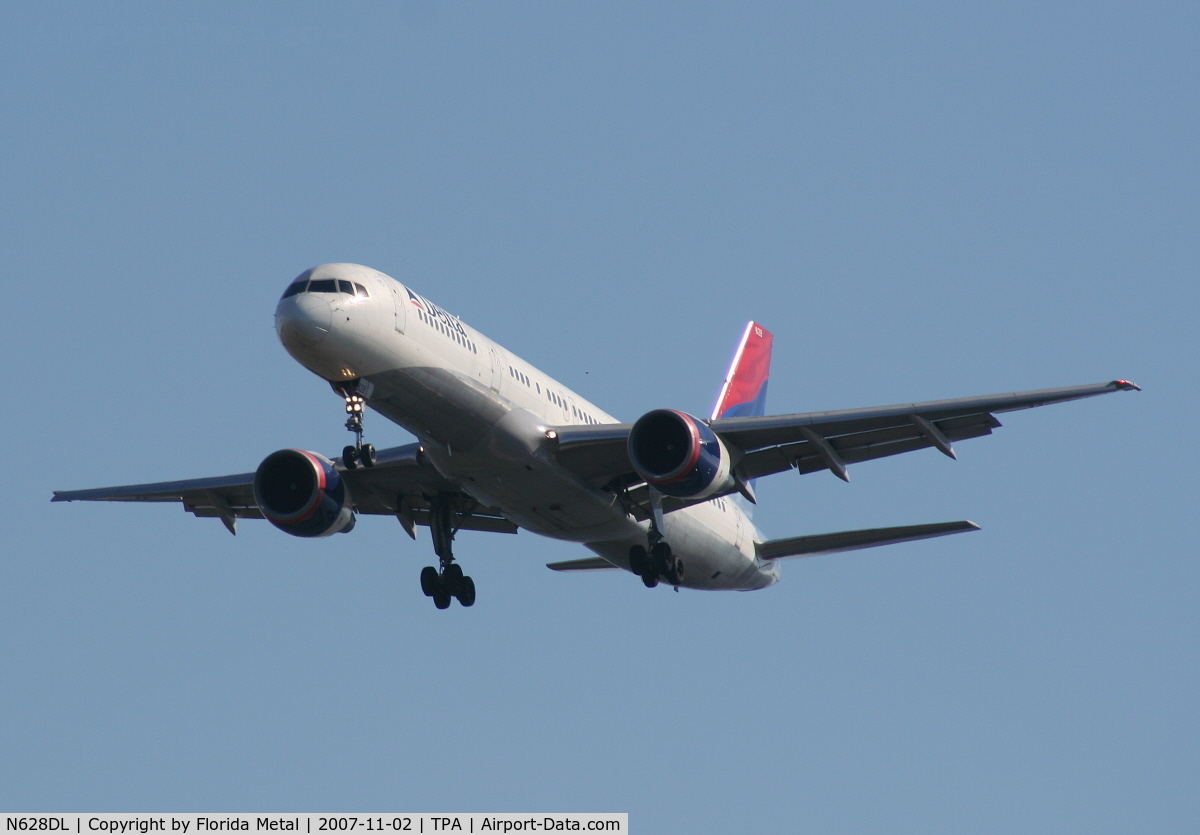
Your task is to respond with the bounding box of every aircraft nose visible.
[276,292,333,349]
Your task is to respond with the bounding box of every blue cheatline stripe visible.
[717,381,767,521]
[717,381,769,419]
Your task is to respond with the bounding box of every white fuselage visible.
[275,263,778,591]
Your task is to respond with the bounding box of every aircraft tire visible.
[360,443,376,467]
[641,570,658,589]
[629,545,648,575]
[343,445,359,469]
[456,576,476,607]
[651,540,672,571]
[432,589,452,609]
[444,563,464,588]
[420,566,439,597]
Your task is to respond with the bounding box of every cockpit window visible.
[281,274,366,299]
[281,280,307,299]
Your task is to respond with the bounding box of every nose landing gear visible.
[337,390,376,470]
[420,493,477,609]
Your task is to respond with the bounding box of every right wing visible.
[52,442,517,537]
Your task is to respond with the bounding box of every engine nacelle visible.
[627,409,736,500]
[253,449,356,537]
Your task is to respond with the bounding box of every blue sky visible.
[2,3,1196,831]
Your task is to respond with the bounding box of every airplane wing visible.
[551,380,1142,501]
[756,520,980,559]
[52,442,517,537]
[546,556,621,571]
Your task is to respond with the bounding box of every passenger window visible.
[354,283,369,297]
[281,281,307,298]
[308,279,338,293]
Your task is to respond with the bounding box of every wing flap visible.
[740,414,999,480]
[189,504,265,520]
[405,505,518,534]
[756,520,980,560]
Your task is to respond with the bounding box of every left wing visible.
[714,379,1141,483]
[551,380,1141,499]
[546,556,620,571]
[756,520,980,559]
[52,442,517,536]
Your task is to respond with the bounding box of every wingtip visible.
[1112,379,1142,391]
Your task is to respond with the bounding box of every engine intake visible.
[627,409,735,500]
[253,449,356,537]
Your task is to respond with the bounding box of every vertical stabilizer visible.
[712,322,774,420]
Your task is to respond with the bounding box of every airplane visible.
[53,263,1141,609]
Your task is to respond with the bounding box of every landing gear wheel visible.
[420,566,439,597]
[456,576,476,607]
[343,445,359,469]
[641,570,659,589]
[629,545,648,576]
[424,493,479,610]
[360,443,376,467]
[675,558,685,579]
[651,541,673,580]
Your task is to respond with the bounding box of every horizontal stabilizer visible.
[546,557,620,571]
[756,520,980,560]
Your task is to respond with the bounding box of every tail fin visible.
[712,322,774,420]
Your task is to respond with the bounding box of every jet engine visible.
[253,449,356,537]
[627,409,737,500]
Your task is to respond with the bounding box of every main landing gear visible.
[620,487,683,590]
[339,391,375,470]
[420,494,476,609]
[628,491,684,590]
[629,539,685,589]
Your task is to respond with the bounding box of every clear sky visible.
[2,3,1196,831]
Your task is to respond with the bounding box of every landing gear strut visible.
[338,390,375,470]
[420,493,476,609]
[629,488,684,590]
